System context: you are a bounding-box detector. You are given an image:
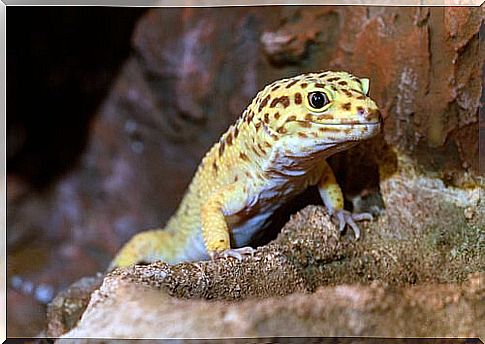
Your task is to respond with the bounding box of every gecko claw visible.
[210,247,256,261]
[332,209,373,239]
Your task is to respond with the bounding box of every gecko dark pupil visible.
[309,92,328,109]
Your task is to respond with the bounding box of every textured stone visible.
[59,268,483,338]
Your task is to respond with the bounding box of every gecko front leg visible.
[317,160,372,239]
[201,183,255,260]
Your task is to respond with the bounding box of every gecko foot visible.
[332,209,373,239]
[210,246,256,261]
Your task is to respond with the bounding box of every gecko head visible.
[254,71,382,151]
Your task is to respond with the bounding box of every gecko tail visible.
[108,229,179,271]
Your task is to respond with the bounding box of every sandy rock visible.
[60,271,483,339]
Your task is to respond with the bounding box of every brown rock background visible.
[7,6,483,336]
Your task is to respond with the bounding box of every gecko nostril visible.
[357,108,366,118]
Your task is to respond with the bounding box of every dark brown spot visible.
[274,112,280,120]
[314,83,326,88]
[338,81,348,86]
[257,143,267,155]
[255,121,262,131]
[287,115,297,122]
[245,171,251,178]
[344,128,352,135]
[317,114,334,120]
[299,122,312,128]
[234,175,239,182]
[354,78,362,85]
[277,126,287,134]
[343,89,353,97]
[327,77,340,82]
[234,126,239,138]
[356,106,364,113]
[270,96,290,108]
[319,72,329,77]
[300,83,308,89]
[342,103,352,111]
[219,239,225,243]
[252,146,262,157]
[264,113,270,124]
[264,141,272,148]
[298,132,308,138]
[331,85,338,91]
[356,95,366,100]
[239,152,250,161]
[305,113,313,121]
[219,141,225,156]
[259,95,271,112]
[246,110,254,123]
[272,134,280,141]
[286,79,299,88]
[280,96,290,108]
[270,84,281,92]
[294,92,302,104]
[226,132,233,146]
[318,127,341,133]
[212,161,218,173]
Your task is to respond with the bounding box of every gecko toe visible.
[336,211,346,233]
[352,212,373,221]
[223,250,243,261]
[346,216,361,239]
[332,209,373,239]
[216,247,255,261]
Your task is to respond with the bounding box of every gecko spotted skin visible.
[111,71,382,269]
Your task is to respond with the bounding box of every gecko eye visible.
[308,92,330,109]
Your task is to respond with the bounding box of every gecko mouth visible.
[261,120,380,137]
[308,121,381,141]
[309,121,381,126]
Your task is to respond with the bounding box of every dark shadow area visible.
[7,7,147,337]
[7,7,147,189]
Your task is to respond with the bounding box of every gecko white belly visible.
[228,160,325,248]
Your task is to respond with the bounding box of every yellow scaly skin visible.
[110,71,382,269]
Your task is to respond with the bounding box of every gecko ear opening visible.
[361,78,370,96]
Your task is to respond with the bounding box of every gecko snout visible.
[358,108,381,124]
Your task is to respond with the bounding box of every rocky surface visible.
[59,272,483,339]
[7,6,483,336]
[55,200,484,338]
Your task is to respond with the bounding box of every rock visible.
[60,268,483,338]
[46,275,104,338]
